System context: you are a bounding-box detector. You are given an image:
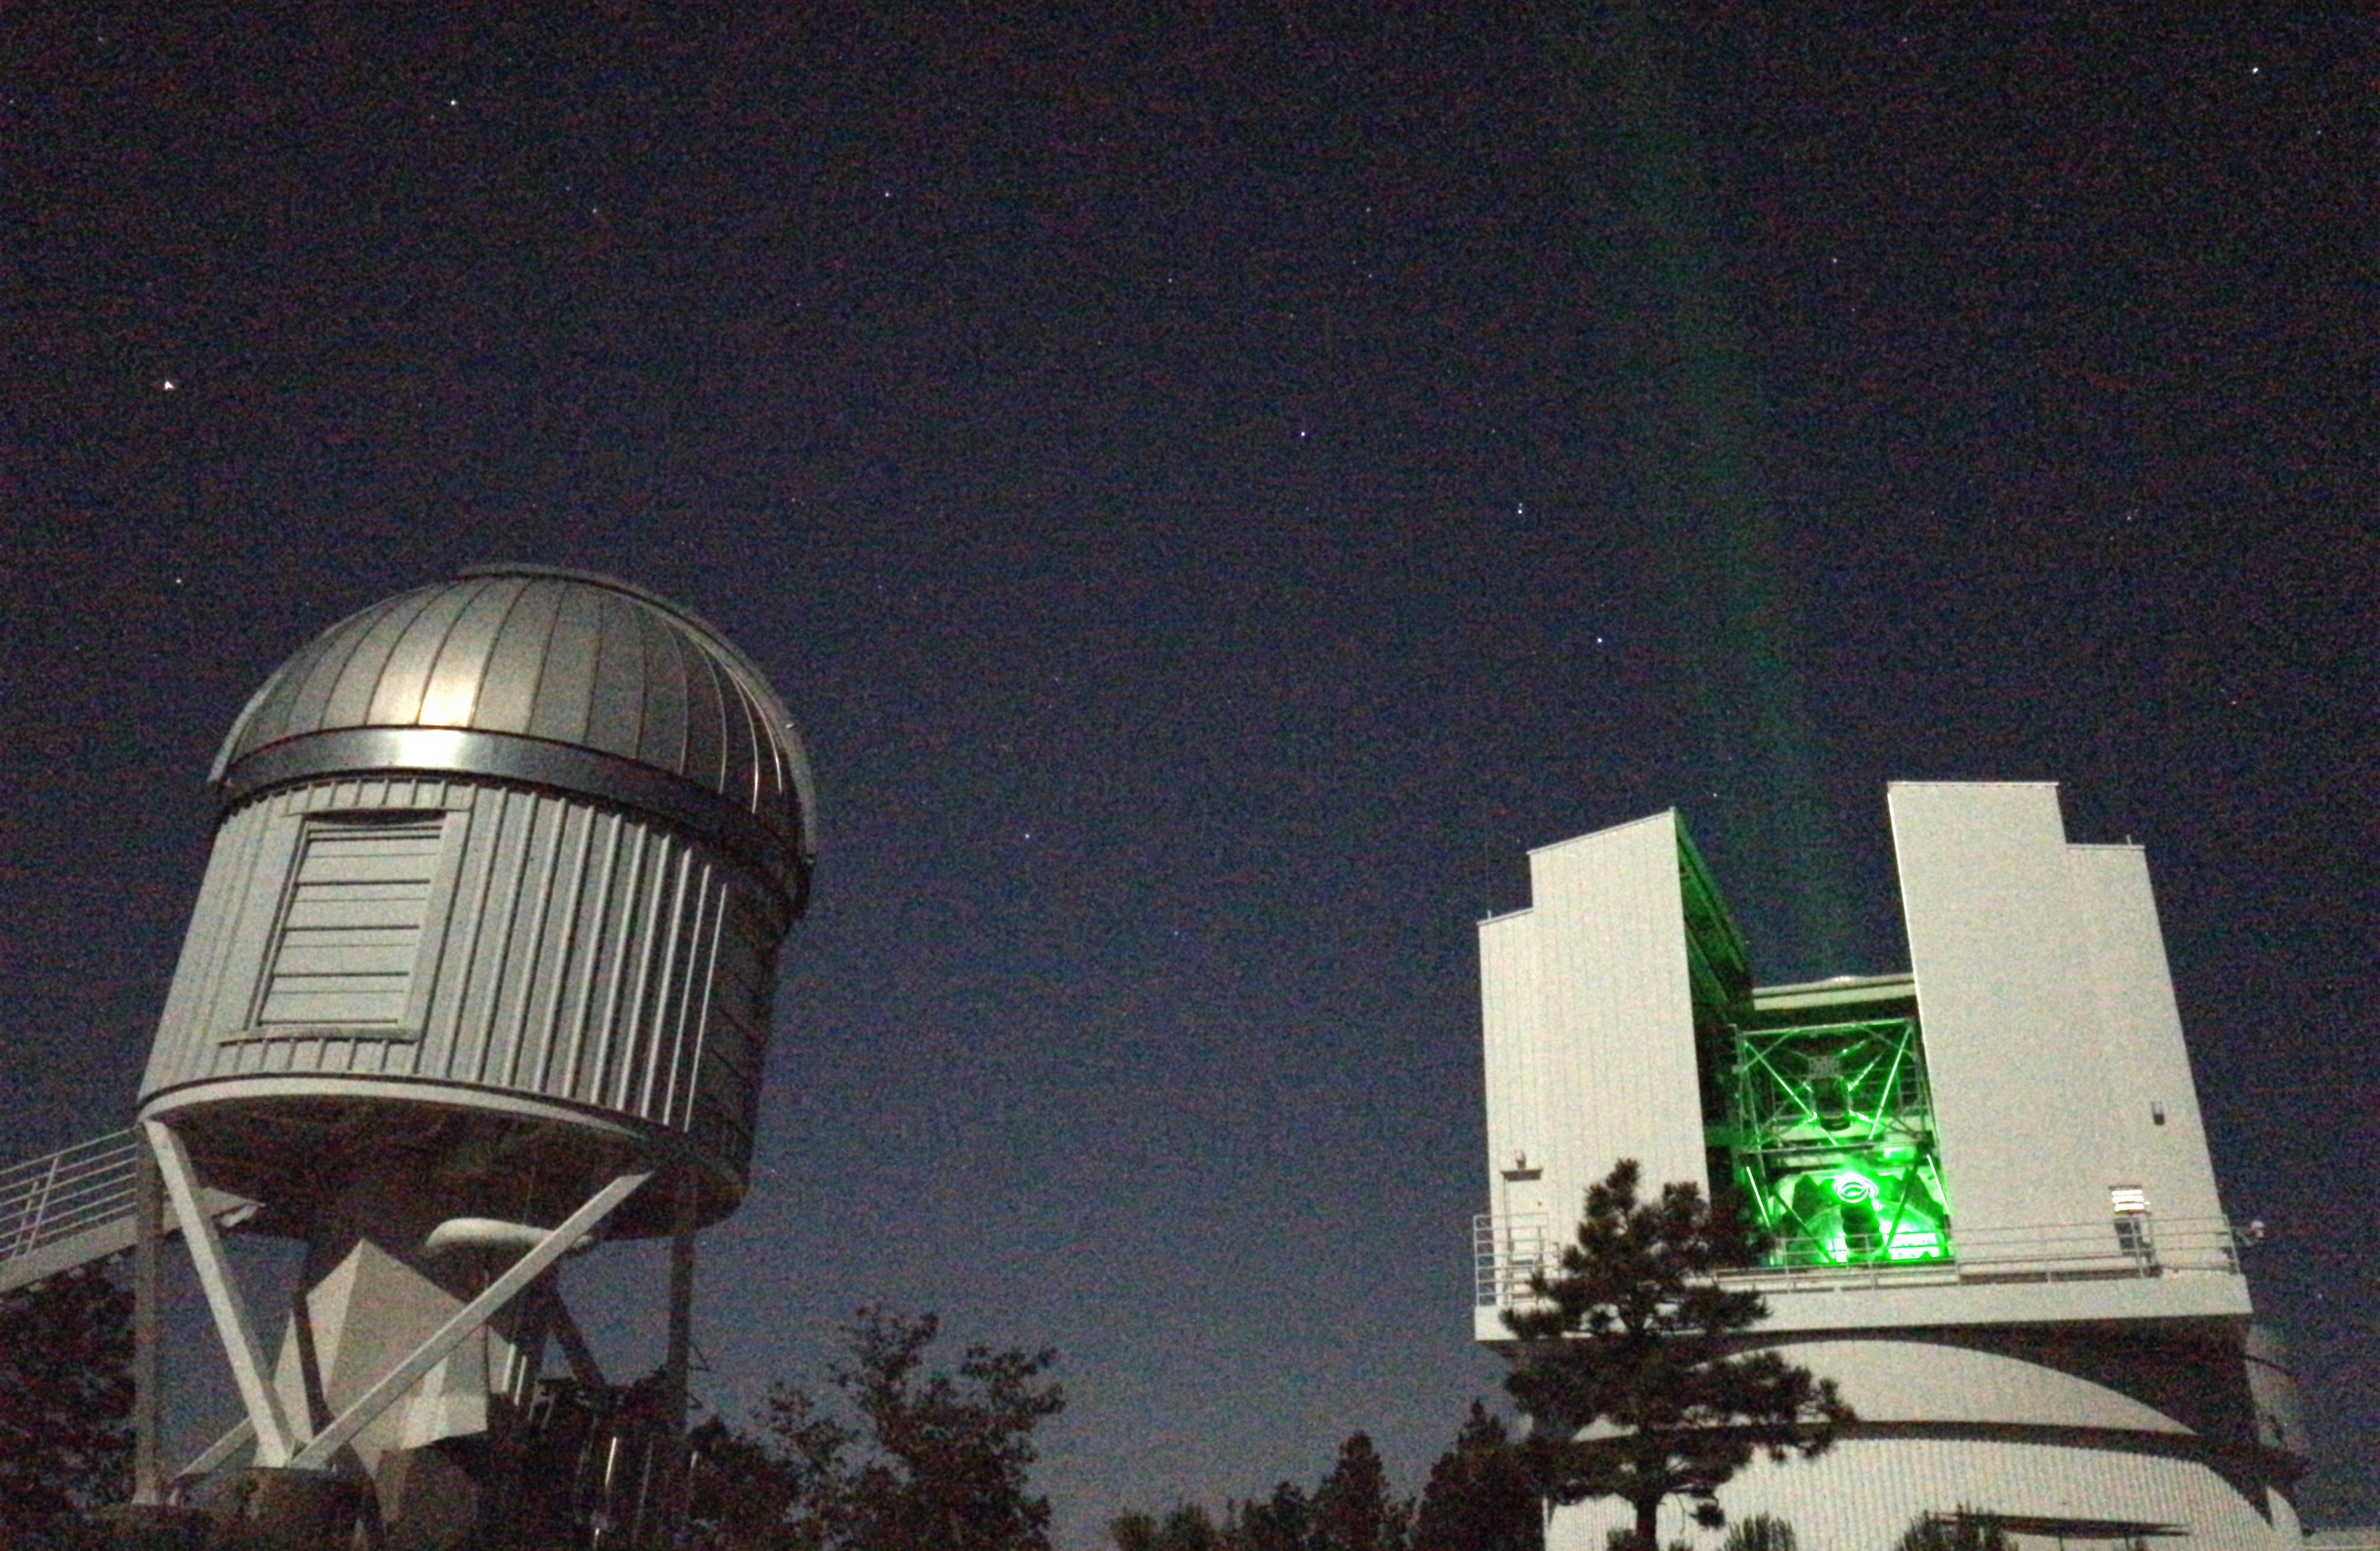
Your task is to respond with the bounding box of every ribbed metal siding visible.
[140,777,780,1177]
[1547,1435,2296,1551]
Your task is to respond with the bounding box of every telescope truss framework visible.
[1719,1015,1954,1268]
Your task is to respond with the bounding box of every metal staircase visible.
[0,1128,256,1296]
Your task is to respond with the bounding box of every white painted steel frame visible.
[144,1121,298,1465]
[172,1418,256,1497]
[287,1168,653,1468]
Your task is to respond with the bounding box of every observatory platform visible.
[91,565,816,1547]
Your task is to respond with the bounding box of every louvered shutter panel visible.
[257,817,446,1025]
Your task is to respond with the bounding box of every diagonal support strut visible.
[289,1169,652,1470]
[144,1121,298,1466]
[171,1416,257,1498]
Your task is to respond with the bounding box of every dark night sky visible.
[2,4,2372,1540]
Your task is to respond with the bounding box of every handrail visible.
[1,1130,142,1264]
[1473,1210,2245,1309]
[1,1129,259,1295]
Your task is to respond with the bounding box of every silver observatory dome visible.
[139,566,815,1237]
[212,564,815,906]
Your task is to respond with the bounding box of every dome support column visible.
[146,1120,298,1465]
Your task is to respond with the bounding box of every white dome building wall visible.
[1545,1437,2300,1551]
[141,774,782,1184]
[119,567,819,1533]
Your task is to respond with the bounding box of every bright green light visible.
[1717,1015,1954,1268]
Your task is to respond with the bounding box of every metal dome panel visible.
[211,567,814,905]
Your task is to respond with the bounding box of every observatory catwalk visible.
[18,567,817,1549]
[1472,784,2306,1551]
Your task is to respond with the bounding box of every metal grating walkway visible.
[1,1128,255,1295]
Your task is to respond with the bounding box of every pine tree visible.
[1410,1402,1541,1551]
[1502,1161,1850,1550]
[1894,1511,2010,1551]
[686,1305,1062,1551]
[1311,1433,1409,1551]
[1237,1481,1315,1551]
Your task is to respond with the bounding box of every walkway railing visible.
[1473,1210,2245,1310]
[1,1128,256,1295]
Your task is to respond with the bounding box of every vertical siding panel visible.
[509,799,578,1089]
[591,831,641,1114]
[184,809,259,1054]
[160,806,250,1081]
[613,833,672,1117]
[466,789,533,1087]
[667,868,720,1131]
[639,846,697,1123]
[218,808,305,1043]
[421,791,495,1081]
[483,790,540,1089]
[572,820,629,1110]
[554,810,625,1106]
[530,800,599,1098]
[680,880,728,1142]
[394,809,465,1077]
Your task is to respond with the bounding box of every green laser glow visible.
[1714,1015,1954,1268]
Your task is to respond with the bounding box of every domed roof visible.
[211,565,815,908]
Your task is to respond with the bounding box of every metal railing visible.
[1473,1210,2245,1310]
[1,1129,142,1268]
[1475,1211,1551,1310]
[1,1128,259,1295]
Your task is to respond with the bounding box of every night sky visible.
[2,4,2371,1541]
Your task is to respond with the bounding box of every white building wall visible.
[2065,843,2229,1235]
[1890,783,2237,1272]
[1889,783,2117,1238]
[1488,813,1709,1242]
[1480,908,1550,1232]
[1757,1337,2191,1434]
[1546,1435,2299,1551]
[1495,785,2284,1551]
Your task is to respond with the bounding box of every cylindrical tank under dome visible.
[137,564,816,1239]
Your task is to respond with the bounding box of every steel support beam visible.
[144,1120,297,1466]
[170,1417,257,1499]
[662,1171,698,1534]
[132,1143,163,1504]
[548,1286,606,1389]
[289,1169,652,1469]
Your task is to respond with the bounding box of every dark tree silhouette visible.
[1109,1504,1226,1551]
[0,1266,133,1546]
[1236,1480,1316,1551]
[1502,1161,1850,1550]
[1722,1514,1798,1551]
[1894,1511,2012,1551]
[687,1304,1063,1551]
[1310,1433,1408,1551]
[1410,1402,1541,1551]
